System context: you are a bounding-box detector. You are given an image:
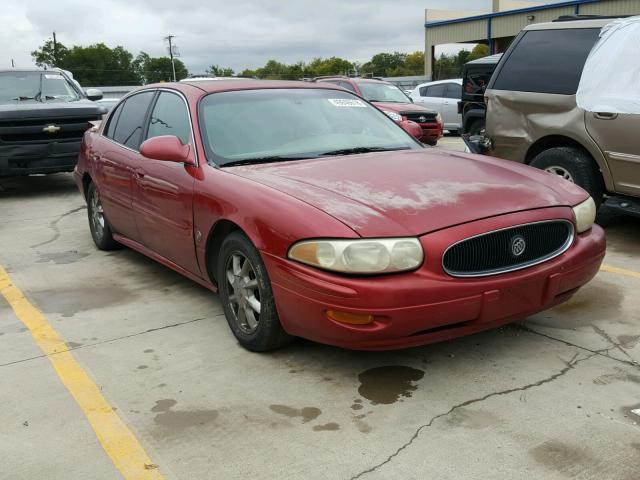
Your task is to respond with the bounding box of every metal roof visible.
[424,0,602,28]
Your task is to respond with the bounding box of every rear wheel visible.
[217,231,292,352]
[87,182,120,250]
[529,146,604,206]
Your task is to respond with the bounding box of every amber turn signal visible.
[326,310,374,325]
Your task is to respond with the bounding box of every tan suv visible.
[485,17,640,214]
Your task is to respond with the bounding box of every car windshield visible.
[357,82,410,103]
[199,88,420,165]
[0,71,80,103]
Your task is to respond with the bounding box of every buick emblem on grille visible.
[43,124,61,133]
[418,116,427,123]
[510,235,526,257]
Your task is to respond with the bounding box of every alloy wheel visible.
[90,189,105,241]
[545,166,575,183]
[225,251,261,334]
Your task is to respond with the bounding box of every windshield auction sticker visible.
[328,98,367,108]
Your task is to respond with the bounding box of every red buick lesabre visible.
[74,80,605,351]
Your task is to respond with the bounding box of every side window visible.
[492,28,600,95]
[339,81,357,93]
[104,101,124,139]
[426,84,446,97]
[146,92,191,145]
[419,86,428,96]
[445,83,462,99]
[112,91,155,150]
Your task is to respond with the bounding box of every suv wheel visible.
[216,231,292,352]
[529,147,604,206]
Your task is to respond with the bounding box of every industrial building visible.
[424,0,640,79]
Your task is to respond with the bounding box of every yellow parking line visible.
[0,266,165,480]
[600,264,640,279]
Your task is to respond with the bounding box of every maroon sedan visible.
[314,76,444,145]
[74,80,605,351]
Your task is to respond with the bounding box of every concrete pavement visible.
[0,168,638,480]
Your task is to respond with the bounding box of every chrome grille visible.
[442,220,574,277]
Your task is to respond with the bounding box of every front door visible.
[585,112,640,197]
[134,90,199,276]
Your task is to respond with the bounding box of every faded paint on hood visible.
[228,149,588,237]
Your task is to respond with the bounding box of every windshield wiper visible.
[221,155,312,167]
[318,146,410,157]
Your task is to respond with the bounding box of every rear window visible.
[491,28,600,95]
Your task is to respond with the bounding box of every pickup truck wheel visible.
[87,183,120,250]
[529,147,604,207]
[217,231,292,352]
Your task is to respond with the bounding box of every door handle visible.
[134,169,145,179]
[593,112,618,120]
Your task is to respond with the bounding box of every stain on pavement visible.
[357,365,425,405]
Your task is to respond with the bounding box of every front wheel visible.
[529,147,604,207]
[217,231,292,352]
[87,183,120,250]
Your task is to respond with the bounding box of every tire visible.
[217,231,292,352]
[467,120,485,136]
[87,182,121,250]
[529,147,604,206]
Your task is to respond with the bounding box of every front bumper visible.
[264,208,606,350]
[0,141,80,177]
[418,122,443,143]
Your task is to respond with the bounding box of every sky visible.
[2,0,545,74]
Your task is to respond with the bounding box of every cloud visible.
[3,0,496,75]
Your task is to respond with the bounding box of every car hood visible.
[0,100,106,120]
[228,149,587,237]
[372,102,436,114]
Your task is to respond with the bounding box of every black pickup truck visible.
[0,69,107,177]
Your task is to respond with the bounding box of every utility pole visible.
[165,35,177,82]
[52,31,58,66]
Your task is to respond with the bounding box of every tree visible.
[31,39,69,68]
[134,52,188,83]
[361,52,408,77]
[207,65,235,77]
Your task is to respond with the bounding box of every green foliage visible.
[432,44,489,80]
[207,65,235,77]
[31,40,190,86]
[134,52,188,83]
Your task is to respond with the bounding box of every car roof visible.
[466,54,503,65]
[0,68,65,73]
[524,18,615,31]
[141,79,347,94]
[414,78,462,89]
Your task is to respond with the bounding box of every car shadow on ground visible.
[0,173,78,199]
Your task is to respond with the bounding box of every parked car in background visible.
[75,80,604,352]
[485,16,640,214]
[411,79,462,134]
[314,76,443,145]
[0,68,106,177]
[458,54,502,135]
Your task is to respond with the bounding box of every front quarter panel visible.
[193,165,360,281]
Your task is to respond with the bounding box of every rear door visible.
[585,113,640,196]
[134,90,200,275]
[414,84,445,114]
[94,91,155,240]
[443,83,462,128]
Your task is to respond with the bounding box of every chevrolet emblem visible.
[43,124,61,133]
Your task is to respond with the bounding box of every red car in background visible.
[314,76,443,145]
[75,80,604,352]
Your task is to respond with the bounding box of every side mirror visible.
[399,119,423,140]
[140,135,194,165]
[85,88,103,101]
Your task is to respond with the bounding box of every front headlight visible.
[572,197,596,233]
[382,110,403,122]
[288,238,424,274]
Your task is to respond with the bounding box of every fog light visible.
[326,310,374,325]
